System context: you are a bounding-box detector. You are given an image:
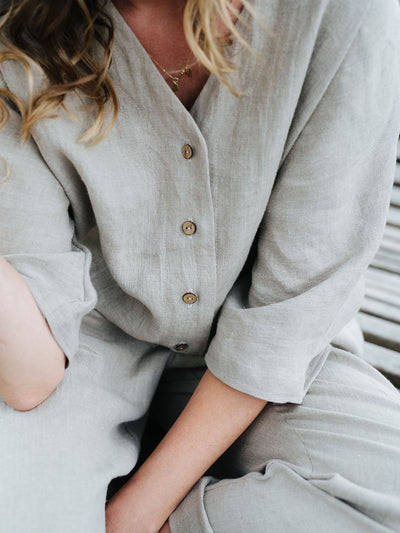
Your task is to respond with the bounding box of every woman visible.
[0,0,399,532]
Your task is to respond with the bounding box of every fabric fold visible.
[0,81,98,366]
[204,1,400,402]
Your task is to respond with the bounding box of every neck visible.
[113,0,186,12]
[112,0,245,40]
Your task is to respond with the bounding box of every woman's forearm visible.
[0,255,66,410]
[105,368,267,533]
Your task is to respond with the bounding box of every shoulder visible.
[253,0,400,57]
[312,0,400,30]
[255,0,400,32]
[0,32,47,107]
[314,0,400,51]
[251,0,400,164]
[251,0,399,105]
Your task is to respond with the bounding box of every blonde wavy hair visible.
[0,0,257,154]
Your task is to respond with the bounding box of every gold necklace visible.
[147,51,194,92]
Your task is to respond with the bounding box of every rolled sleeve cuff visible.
[202,267,365,404]
[205,333,331,405]
[4,243,97,367]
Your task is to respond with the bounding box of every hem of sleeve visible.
[168,477,217,533]
[19,273,96,368]
[204,343,331,405]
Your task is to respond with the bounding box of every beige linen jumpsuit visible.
[0,0,400,531]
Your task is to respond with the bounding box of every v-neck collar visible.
[104,0,258,119]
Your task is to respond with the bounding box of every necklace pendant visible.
[148,49,194,94]
[171,75,180,92]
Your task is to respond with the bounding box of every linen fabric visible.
[1,0,400,532]
[157,347,400,532]
[1,0,399,404]
[0,309,174,532]
[1,332,400,533]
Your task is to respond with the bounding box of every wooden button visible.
[182,221,196,235]
[174,343,189,351]
[182,144,193,159]
[183,292,197,304]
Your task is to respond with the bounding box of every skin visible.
[105,368,267,533]
[0,255,66,411]
[105,2,268,533]
[112,0,243,109]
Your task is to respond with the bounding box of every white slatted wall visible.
[358,138,400,387]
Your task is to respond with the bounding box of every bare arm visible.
[105,368,267,533]
[0,255,66,411]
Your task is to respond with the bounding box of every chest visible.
[111,0,210,110]
[110,0,243,110]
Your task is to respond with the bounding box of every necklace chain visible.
[147,51,194,92]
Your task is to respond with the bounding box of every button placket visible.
[173,142,200,352]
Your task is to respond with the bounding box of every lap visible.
[149,345,400,530]
[217,345,400,483]
[2,325,399,532]
[149,346,400,472]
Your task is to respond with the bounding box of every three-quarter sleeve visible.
[0,78,97,367]
[204,2,400,404]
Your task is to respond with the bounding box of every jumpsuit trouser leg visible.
[143,346,400,533]
[2,309,400,533]
[0,309,171,533]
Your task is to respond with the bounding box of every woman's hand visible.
[105,498,130,533]
[105,496,161,533]
[105,494,171,533]
[105,369,266,533]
